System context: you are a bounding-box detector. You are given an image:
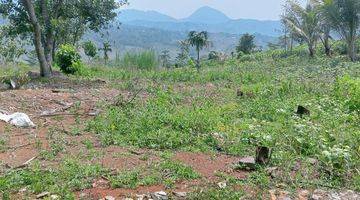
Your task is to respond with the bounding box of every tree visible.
[175,40,190,67]
[82,41,97,61]
[314,0,360,61]
[187,31,210,72]
[236,33,256,55]
[282,1,321,57]
[0,30,26,64]
[0,0,127,77]
[100,41,112,65]
[159,50,171,69]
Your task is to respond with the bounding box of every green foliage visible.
[320,0,360,61]
[282,1,321,57]
[100,41,112,64]
[84,51,360,191]
[175,40,190,67]
[236,33,256,55]
[208,51,220,60]
[335,75,360,112]
[56,44,83,75]
[0,35,26,64]
[109,159,199,189]
[187,31,210,70]
[82,41,97,60]
[0,159,107,199]
[117,50,158,70]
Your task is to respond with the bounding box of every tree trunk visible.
[308,43,315,58]
[196,48,200,72]
[324,39,331,57]
[21,0,52,77]
[41,0,54,69]
[324,34,331,57]
[348,37,357,62]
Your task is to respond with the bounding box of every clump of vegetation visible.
[109,159,199,189]
[100,41,112,65]
[335,75,360,112]
[0,159,108,199]
[117,50,158,70]
[55,44,83,75]
[236,33,256,55]
[82,41,97,61]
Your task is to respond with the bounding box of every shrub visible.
[56,44,83,74]
[82,41,97,60]
[335,75,360,112]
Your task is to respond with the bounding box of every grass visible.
[0,159,108,199]
[109,158,199,189]
[0,48,359,198]
[87,52,360,191]
[114,50,159,70]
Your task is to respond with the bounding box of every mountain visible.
[87,6,280,57]
[118,7,281,36]
[118,9,176,22]
[86,24,277,58]
[182,6,230,24]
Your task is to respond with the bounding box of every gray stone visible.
[173,191,187,198]
[105,196,115,200]
[36,191,50,199]
[151,191,168,200]
[0,83,10,91]
[237,156,256,170]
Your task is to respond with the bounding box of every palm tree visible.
[187,31,210,72]
[313,0,360,61]
[282,1,321,57]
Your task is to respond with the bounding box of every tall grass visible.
[115,50,158,70]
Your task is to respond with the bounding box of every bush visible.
[335,76,360,112]
[56,44,83,74]
[82,41,97,60]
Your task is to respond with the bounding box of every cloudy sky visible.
[122,0,307,20]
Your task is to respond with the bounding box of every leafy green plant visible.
[82,41,97,61]
[335,75,360,112]
[56,44,83,75]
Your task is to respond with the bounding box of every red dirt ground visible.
[0,77,248,199]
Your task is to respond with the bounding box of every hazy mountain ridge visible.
[86,24,277,58]
[118,6,282,36]
[181,6,230,24]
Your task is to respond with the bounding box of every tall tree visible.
[0,0,127,77]
[236,33,256,55]
[187,31,210,72]
[282,1,321,57]
[314,0,360,61]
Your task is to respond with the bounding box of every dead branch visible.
[12,156,38,169]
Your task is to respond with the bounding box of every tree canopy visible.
[0,0,127,76]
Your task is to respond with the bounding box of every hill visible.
[181,6,230,24]
[118,7,281,36]
[85,24,277,57]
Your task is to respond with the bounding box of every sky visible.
[122,0,306,21]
